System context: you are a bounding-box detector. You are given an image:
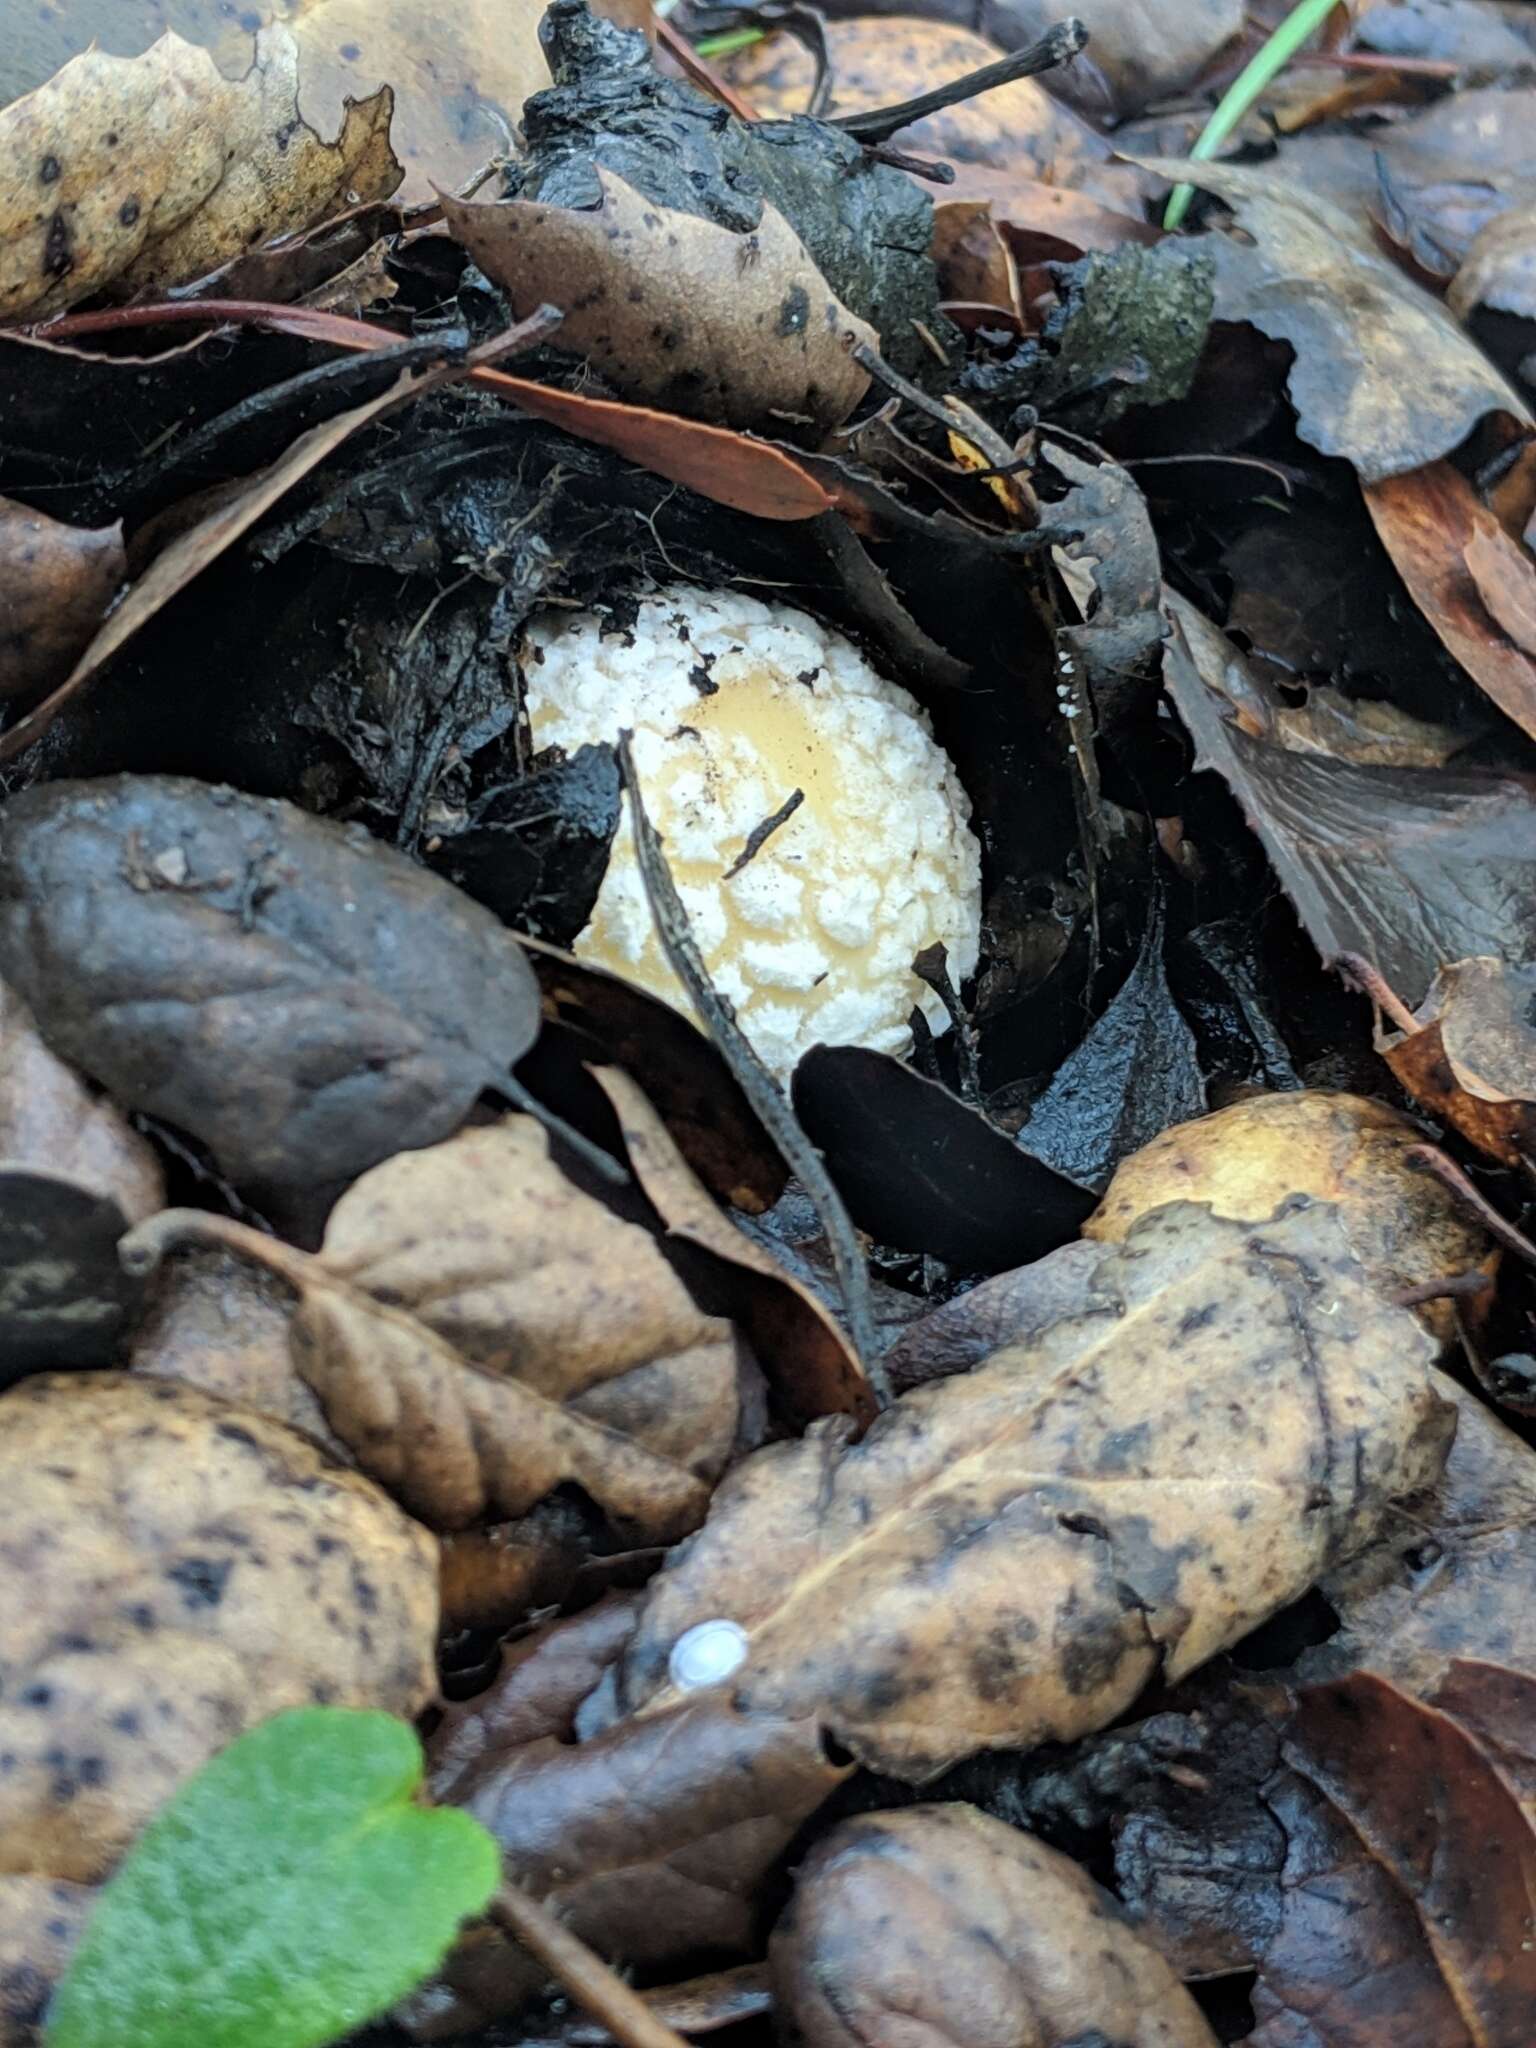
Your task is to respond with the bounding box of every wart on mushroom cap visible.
[521,585,983,1078]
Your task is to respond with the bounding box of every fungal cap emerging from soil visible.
[521,584,983,1076]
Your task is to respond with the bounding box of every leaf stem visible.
[489,1881,695,2048]
[1163,0,1343,230]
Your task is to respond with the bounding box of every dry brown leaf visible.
[772,1805,1219,2048]
[1363,461,1536,745]
[405,1602,847,2037]
[440,170,875,434]
[1377,956,1536,1168]
[0,497,123,699]
[129,1243,341,1451]
[1132,155,1530,483]
[1085,1090,1490,1335]
[0,29,399,322]
[984,0,1243,118]
[932,200,1023,321]
[0,978,164,1381]
[122,1110,743,1536]
[593,1066,877,1428]
[1463,517,1536,657]
[604,1200,1451,1781]
[0,1371,437,1886]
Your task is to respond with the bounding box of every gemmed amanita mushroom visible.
[521,584,982,1078]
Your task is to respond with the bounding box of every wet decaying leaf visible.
[604,1200,1451,1781]
[443,171,875,435]
[1164,595,1536,1007]
[1086,1090,1490,1329]
[1019,901,1205,1191]
[0,30,399,322]
[427,747,620,953]
[0,979,164,1383]
[402,1603,847,2038]
[512,0,942,375]
[0,498,123,700]
[1283,1668,1536,2041]
[123,1110,742,1535]
[1308,1374,1536,1699]
[792,1044,1097,1273]
[594,1066,876,1428]
[0,776,541,1192]
[772,1805,1219,2048]
[0,1371,437,1888]
[0,369,441,763]
[1133,155,1530,482]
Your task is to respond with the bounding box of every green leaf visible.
[45,1708,501,2048]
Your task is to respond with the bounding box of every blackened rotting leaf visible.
[427,744,620,948]
[963,242,1213,434]
[512,0,946,376]
[792,1044,1096,1272]
[1177,919,1302,1096]
[1018,901,1205,1193]
[0,777,541,1192]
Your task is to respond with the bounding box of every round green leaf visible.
[45,1708,501,2048]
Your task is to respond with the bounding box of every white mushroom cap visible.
[521,584,983,1078]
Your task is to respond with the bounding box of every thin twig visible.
[852,342,1016,471]
[1405,1144,1536,1271]
[617,732,889,1401]
[1332,951,1418,1035]
[834,17,1088,142]
[1393,1271,1493,1309]
[724,789,804,878]
[489,1881,695,2048]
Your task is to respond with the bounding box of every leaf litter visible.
[7,0,1536,2042]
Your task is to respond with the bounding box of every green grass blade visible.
[1163,0,1344,230]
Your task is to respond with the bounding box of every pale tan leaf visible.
[440,170,876,433]
[0,1372,438,1885]
[121,1112,742,1536]
[0,28,399,322]
[606,1201,1451,1781]
[773,1806,1219,2048]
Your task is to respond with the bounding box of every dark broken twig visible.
[617,732,889,1402]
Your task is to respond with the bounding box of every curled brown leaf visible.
[0,497,122,699]
[122,1111,743,1536]
[772,1805,1218,2048]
